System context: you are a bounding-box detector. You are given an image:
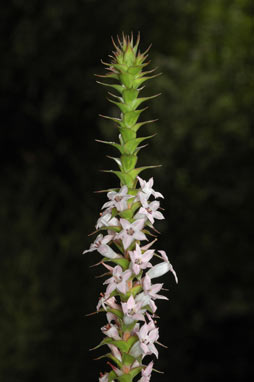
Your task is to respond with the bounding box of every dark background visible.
[0,0,253,381]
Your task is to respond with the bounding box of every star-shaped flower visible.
[83,234,119,259]
[138,322,159,358]
[121,295,146,324]
[135,292,157,313]
[103,265,132,295]
[135,193,164,224]
[143,274,168,301]
[137,176,164,199]
[129,243,154,275]
[117,218,147,250]
[96,295,120,311]
[96,210,119,229]
[102,185,133,212]
[138,361,153,382]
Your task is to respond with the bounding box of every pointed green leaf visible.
[111,335,138,353]
[107,308,124,319]
[117,374,133,382]
[133,73,162,88]
[123,108,147,128]
[131,93,161,109]
[103,170,135,188]
[90,336,113,351]
[119,208,134,220]
[96,81,124,94]
[94,353,123,369]
[103,257,130,270]
[132,119,158,132]
[128,165,162,179]
[96,139,124,154]
[95,72,119,80]
[108,99,132,114]
[108,370,117,382]
[130,201,141,215]
[122,353,136,366]
[107,156,122,169]
[123,135,156,155]
[99,225,121,233]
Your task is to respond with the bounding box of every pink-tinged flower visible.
[138,322,159,358]
[107,344,122,362]
[135,193,164,224]
[103,265,132,295]
[96,211,119,229]
[135,292,157,313]
[138,361,153,382]
[83,234,120,259]
[117,218,147,250]
[99,372,109,382]
[141,239,157,251]
[102,185,133,212]
[101,323,121,340]
[143,274,168,301]
[129,243,154,275]
[158,250,178,283]
[96,295,120,311]
[121,295,145,324]
[147,259,176,280]
[137,176,164,199]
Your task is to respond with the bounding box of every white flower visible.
[99,372,113,382]
[107,344,122,362]
[138,361,153,382]
[121,295,145,324]
[147,262,171,279]
[135,292,157,313]
[138,322,159,358]
[101,323,121,340]
[135,193,164,224]
[158,250,178,283]
[96,295,120,311]
[137,176,164,199]
[96,211,119,229]
[83,234,120,259]
[129,243,154,275]
[103,265,132,295]
[102,185,133,212]
[143,274,168,301]
[117,218,147,250]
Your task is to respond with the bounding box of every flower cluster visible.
[84,33,177,382]
[84,177,177,382]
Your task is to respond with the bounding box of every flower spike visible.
[84,33,177,382]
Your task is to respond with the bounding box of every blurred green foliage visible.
[0,0,253,381]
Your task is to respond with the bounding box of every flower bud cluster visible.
[84,34,177,382]
[84,179,177,382]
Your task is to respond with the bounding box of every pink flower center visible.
[95,240,102,248]
[126,227,135,235]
